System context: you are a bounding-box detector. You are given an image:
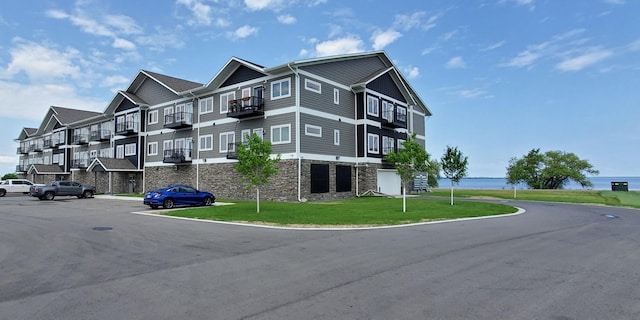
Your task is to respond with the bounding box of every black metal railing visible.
[116,121,138,135]
[164,112,193,129]
[227,96,264,119]
[72,134,89,145]
[163,148,192,163]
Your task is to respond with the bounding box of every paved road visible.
[1,195,639,319]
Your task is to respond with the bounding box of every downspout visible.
[354,90,360,197]
[287,63,302,202]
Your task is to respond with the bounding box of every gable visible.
[221,65,267,87]
[115,97,138,113]
[367,72,406,103]
[299,56,389,86]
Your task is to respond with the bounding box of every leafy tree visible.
[440,146,469,205]
[384,133,430,212]
[2,173,18,180]
[426,159,441,189]
[506,148,599,189]
[235,133,281,213]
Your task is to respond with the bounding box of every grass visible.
[428,188,640,208]
[162,196,518,227]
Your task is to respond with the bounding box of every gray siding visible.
[264,113,296,155]
[299,56,389,86]
[411,111,426,137]
[299,75,355,118]
[136,79,181,106]
[266,75,295,111]
[299,113,355,157]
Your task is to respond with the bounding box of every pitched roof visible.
[87,158,139,172]
[141,70,203,93]
[27,164,67,175]
[51,106,103,125]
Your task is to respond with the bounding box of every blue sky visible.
[1,0,638,177]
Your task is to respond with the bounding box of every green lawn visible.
[428,188,640,208]
[163,196,518,227]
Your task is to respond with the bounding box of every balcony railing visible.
[116,121,138,136]
[71,158,89,169]
[381,108,407,129]
[72,134,89,145]
[15,164,27,172]
[227,96,264,119]
[164,112,193,129]
[226,142,240,159]
[90,129,111,141]
[43,139,53,149]
[17,146,28,154]
[163,148,192,164]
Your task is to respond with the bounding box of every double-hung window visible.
[271,78,291,100]
[199,135,213,151]
[148,142,158,156]
[220,92,235,113]
[367,96,379,117]
[199,97,213,114]
[219,132,235,153]
[116,145,125,159]
[367,133,379,154]
[125,143,136,156]
[382,136,395,155]
[271,124,291,144]
[148,110,158,125]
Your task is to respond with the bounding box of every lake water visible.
[436,177,640,191]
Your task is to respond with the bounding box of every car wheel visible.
[163,199,175,209]
[44,192,55,201]
[203,197,213,206]
[0,189,5,197]
[83,190,93,199]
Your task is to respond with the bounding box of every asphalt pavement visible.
[1,195,639,319]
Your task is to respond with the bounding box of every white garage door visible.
[377,169,401,195]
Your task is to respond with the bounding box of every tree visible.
[506,148,599,189]
[235,133,281,213]
[384,133,430,212]
[440,146,468,205]
[426,159,441,189]
[2,173,18,180]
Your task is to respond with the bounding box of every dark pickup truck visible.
[30,181,95,200]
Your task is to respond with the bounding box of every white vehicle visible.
[0,179,45,197]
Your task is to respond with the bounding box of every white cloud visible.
[136,27,186,51]
[459,88,493,99]
[503,49,542,68]
[104,15,143,35]
[421,46,438,55]
[404,66,420,79]
[229,25,258,39]
[393,12,425,32]
[481,40,505,51]
[176,0,213,26]
[556,48,613,71]
[100,75,129,88]
[277,14,296,24]
[499,0,536,11]
[244,0,284,11]
[314,36,365,57]
[445,56,466,69]
[112,38,136,50]
[371,30,402,50]
[1,39,81,81]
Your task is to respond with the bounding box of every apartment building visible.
[16,51,431,200]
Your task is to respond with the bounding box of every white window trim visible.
[220,92,235,114]
[253,128,264,140]
[304,79,321,94]
[199,97,214,114]
[148,110,159,125]
[367,96,379,117]
[116,145,125,159]
[333,88,340,104]
[271,78,291,100]
[219,132,235,153]
[271,124,291,145]
[199,134,213,151]
[125,143,136,156]
[334,129,340,146]
[304,124,322,137]
[147,142,158,156]
[367,133,379,154]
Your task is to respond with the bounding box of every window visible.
[382,101,393,121]
[396,106,407,122]
[125,143,136,156]
[241,129,251,143]
[116,145,124,159]
[164,106,174,124]
[219,132,235,153]
[367,96,379,117]
[271,78,291,99]
[253,128,264,140]
[382,136,395,155]
[44,156,50,165]
[148,142,158,156]
[53,154,59,164]
[199,97,213,114]
[100,148,112,158]
[89,150,97,159]
[367,133,379,154]
[305,124,322,137]
[397,139,406,150]
[271,124,291,144]
[149,110,158,124]
[334,88,340,104]
[304,79,321,94]
[334,129,340,146]
[220,92,235,114]
[199,135,213,151]
[163,140,173,154]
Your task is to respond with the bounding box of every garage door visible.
[377,169,401,195]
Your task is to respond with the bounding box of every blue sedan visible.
[143,185,215,209]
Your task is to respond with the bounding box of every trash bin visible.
[611,181,628,192]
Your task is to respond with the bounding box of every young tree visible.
[440,146,468,205]
[506,148,598,189]
[1,173,18,180]
[384,133,430,212]
[235,133,281,213]
[426,159,441,189]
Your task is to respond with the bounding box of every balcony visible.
[226,142,239,159]
[52,137,65,147]
[72,134,89,145]
[227,96,264,119]
[164,112,193,129]
[381,108,407,129]
[116,121,138,136]
[71,158,89,169]
[43,139,53,149]
[17,146,28,154]
[163,148,192,164]
[90,129,111,142]
[15,164,27,173]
